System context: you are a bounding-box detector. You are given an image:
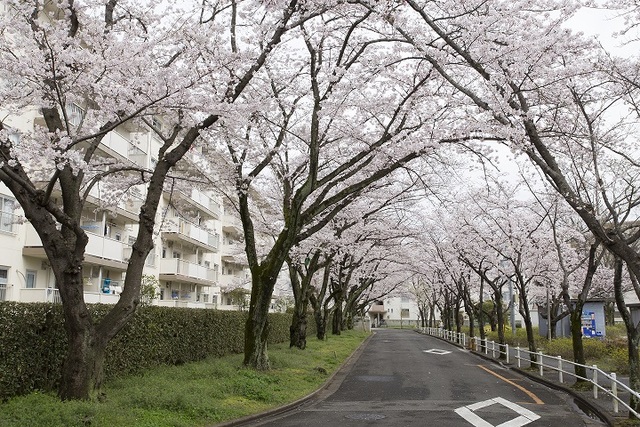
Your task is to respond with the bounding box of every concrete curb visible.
[210,332,374,427]
[417,331,614,427]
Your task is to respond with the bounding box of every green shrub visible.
[0,302,298,401]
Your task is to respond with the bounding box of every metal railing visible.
[424,327,467,347]
[423,327,640,419]
[506,342,639,418]
[0,283,6,301]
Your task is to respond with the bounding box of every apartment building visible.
[0,109,255,310]
[368,296,421,327]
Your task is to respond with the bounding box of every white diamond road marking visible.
[454,397,541,427]
[422,349,452,355]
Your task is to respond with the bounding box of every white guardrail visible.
[423,327,640,419]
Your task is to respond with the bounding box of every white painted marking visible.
[454,397,541,427]
[423,349,452,355]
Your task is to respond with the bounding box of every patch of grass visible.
[0,330,369,427]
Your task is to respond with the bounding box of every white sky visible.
[568,6,639,57]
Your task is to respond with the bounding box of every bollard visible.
[538,351,543,376]
[516,347,521,368]
[593,366,598,399]
[611,373,618,413]
[505,344,510,363]
[557,356,563,383]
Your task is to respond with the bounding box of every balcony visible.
[159,258,218,285]
[101,130,130,160]
[172,189,221,219]
[86,186,142,222]
[18,288,61,303]
[161,218,219,252]
[222,214,243,236]
[18,288,120,304]
[23,226,130,270]
[156,300,216,309]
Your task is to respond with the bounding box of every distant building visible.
[367,296,420,327]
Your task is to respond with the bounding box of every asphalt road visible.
[236,328,605,426]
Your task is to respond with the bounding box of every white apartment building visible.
[368,296,421,327]
[0,110,253,311]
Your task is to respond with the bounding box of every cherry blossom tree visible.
[205,3,467,369]
[377,0,640,411]
[0,0,307,399]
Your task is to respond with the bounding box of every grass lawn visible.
[0,330,370,427]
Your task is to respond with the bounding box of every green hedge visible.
[0,303,297,401]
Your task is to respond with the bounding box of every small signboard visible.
[581,311,603,338]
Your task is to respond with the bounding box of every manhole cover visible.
[345,413,386,421]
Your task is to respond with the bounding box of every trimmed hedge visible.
[0,302,300,401]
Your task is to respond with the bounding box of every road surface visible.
[235,328,605,426]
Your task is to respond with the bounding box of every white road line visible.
[454,397,541,427]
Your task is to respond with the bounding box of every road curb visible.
[417,331,614,427]
[210,332,374,427]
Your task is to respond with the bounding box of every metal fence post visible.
[538,351,543,376]
[516,347,521,368]
[492,341,496,358]
[593,366,598,399]
[557,356,563,383]
[611,373,618,413]
[484,339,488,355]
[505,344,510,363]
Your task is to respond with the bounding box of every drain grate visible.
[345,413,386,421]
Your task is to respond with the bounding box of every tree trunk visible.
[52,251,104,400]
[519,290,537,364]
[479,279,486,351]
[569,305,587,381]
[243,273,274,370]
[288,263,309,349]
[58,324,107,400]
[332,302,342,335]
[495,292,506,347]
[613,257,640,416]
[290,309,308,350]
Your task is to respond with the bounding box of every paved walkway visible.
[225,329,606,426]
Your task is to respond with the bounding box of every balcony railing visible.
[162,218,219,250]
[23,288,62,304]
[25,226,130,265]
[160,258,218,283]
[102,130,130,159]
[186,189,221,218]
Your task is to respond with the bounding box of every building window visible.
[26,270,36,288]
[65,103,85,126]
[0,196,16,233]
[0,267,7,300]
